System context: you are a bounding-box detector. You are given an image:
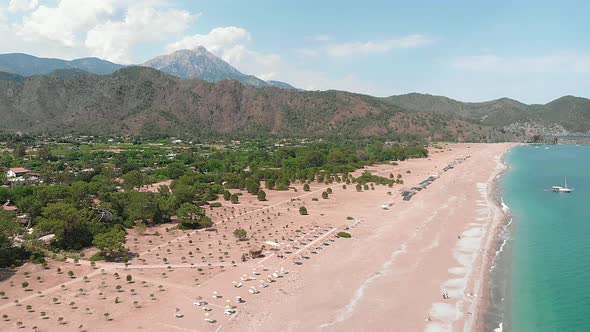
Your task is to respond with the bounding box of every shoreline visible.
[472,144,516,332]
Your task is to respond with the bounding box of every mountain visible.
[0,53,124,76]
[0,67,497,141]
[0,71,25,81]
[0,66,586,140]
[142,47,296,90]
[267,80,297,90]
[0,50,297,90]
[385,93,590,135]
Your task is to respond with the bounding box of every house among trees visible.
[5,167,40,185]
[6,167,30,179]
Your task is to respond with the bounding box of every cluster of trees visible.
[0,137,428,267]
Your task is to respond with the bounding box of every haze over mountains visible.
[0,64,588,140]
[0,53,124,76]
[0,47,296,90]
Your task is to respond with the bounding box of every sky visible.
[0,0,589,103]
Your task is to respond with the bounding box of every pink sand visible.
[0,143,512,332]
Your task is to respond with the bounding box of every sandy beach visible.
[0,143,512,332]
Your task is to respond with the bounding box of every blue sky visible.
[1,0,589,103]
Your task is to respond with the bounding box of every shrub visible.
[230,193,239,204]
[89,252,106,262]
[233,228,247,240]
[299,206,308,215]
[336,232,352,238]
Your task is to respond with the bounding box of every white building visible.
[6,167,29,179]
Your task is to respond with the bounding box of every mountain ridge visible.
[0,66,501,141]
[385,92,590,134]
[0,66,587,139]
[0,49,298,90]
[0,53,124,76]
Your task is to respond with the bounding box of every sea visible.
[486,144,590,332]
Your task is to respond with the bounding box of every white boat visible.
[552,177,574,193]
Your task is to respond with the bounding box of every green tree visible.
[223,190,231,201]
[165,164,185,180]
[230,193,239,204]
[92,228,126,258]
[125,192,162,224]
[173,184,196,203]
[135,221,147,235]
[302,150,325,168]
[13,143,26,158]
[34,203,96,250]
[299,206,308,215]
[356,184,362,192]
[322,191,329,199]
[176,203,212,229]
[327,149,348,165]
[265,178,275,189]
[233,228,247,240]
[245,179,260,194]
[303,183,310,192]
[257,190,266,201]
[122,170,145,189]
[37,145,52,160]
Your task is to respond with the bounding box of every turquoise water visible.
[501,145,590,331]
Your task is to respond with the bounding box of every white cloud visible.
[166,26,251,54]
[86,5,194,63]
[17,0,118,48]
[295,34,434,58]
[324,34,433,57]
[8,0,38,13]
[452,52,590,74]
[0,0,195,63]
